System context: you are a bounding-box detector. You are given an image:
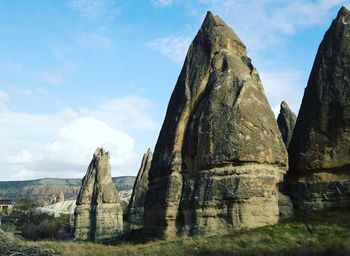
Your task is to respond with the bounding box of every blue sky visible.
[0,0,348,180]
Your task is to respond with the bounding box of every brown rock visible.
[278,192,294,221]
[143,11,287,239]
[74,148,123,242]
[277,101,297,148]
[287,7,350,210]
[56,191,64,203]
[127,149,153,229]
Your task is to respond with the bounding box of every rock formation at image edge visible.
[143,11,288,239]
[74,148,123,242]
[286,7,350,210]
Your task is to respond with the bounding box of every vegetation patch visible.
[13,209,349,256]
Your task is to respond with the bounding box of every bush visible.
[7,197,69,240]
[16,213,69,240]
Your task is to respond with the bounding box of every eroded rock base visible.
[284,178,350,211]
[74,204,123,242]
[145,164,284,239]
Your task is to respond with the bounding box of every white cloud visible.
[0,62,73,86]
[195,0,348,51]
[40,117,135,172]
[0,91,9,105]
[80,95,159,130]
[36,71,63,86]
[0,94,158,180]
[152,0,175,6]
[148,36,192,64]
[9,86,58,103]
[68,0,120,20]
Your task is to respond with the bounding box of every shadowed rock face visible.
[277,101,297,148]
[74,148,123,242]
[127,149,153,228]
[143,11,287,239]
[287,7,350,210]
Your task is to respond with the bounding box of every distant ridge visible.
[0,176,136,202]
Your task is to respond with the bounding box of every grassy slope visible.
[19,210,350,256]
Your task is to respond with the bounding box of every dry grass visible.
[8,209,350,256]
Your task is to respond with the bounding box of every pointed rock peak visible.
[337,6,350,19]
[198,11,245,55]
[280,101,290,111]
[329,6,350,31]
[146,148,153,154]
[277,101,296,148]
[203,11,226,27]
[93,147,109,159]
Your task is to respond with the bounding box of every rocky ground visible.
[0,229,54,256]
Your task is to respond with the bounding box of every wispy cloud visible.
[81,95,159,130]
[37,71,63,86]
[148,35,192,64]
[0,91,9,108]
[67,0,120,20]
[9,86,57,100]
[0,91,8,102]
[195,0,348,51]
[0,61,76,86]
[152,0,175,7]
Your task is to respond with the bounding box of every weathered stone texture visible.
[287,7,350,210]
[143,12,288,239]
[56,191,64,203]
[74,148,123,242]
[278,192,294,221]
[277,101,296,148]
[127,149,153,228]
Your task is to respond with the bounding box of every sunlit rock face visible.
[143,11,288,239]
[287,7,350,210]
[74,148,123,243]
[127,148,153,229]
[277,101,296,149]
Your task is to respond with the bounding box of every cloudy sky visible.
[0,0,348,180]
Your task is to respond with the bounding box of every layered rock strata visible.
[127,149,153,228]
[287,7,350,210]
[277,101,297,148]
[143,11,288,239]
[74,148,123,242]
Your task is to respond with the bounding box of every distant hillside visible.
[0,176,136,202]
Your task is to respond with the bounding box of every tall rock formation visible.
[287,7,350,210]
[74,148,123,242]
[277,101,297,148]
[143,12,288,239]
[127,149,153,228]
[56,191,65,203]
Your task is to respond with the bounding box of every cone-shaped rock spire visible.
[56,191,65,203]
[286,7,350,210]
[277,101,297,148]
[144,11,287,239]
[127,148,153,228]
[289,7,350,176]
[74,148,123,242]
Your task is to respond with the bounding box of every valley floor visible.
[2,210,350,256]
